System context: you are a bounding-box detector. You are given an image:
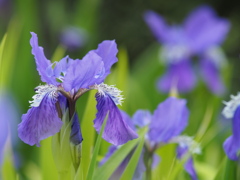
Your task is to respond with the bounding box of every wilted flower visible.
[222,93,240,160]
[18,32,138,147]
[144,6,230,95]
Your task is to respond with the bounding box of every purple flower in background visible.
[18,32,138,147]
[144,6,230,94]
[222,93,240,160]
[60,26,88,51]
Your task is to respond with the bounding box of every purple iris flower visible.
[222,93,240,160]
[144,6,230,94]
[60,26,87,51]
[18,32,138,147]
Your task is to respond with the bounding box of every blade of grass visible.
[93,128,146,180]
[86,112,109,180]
[120,127,146,180]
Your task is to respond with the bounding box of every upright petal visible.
[132,110,152,128]
[94,40,118,82]
[30,32,57,85]
[157,60,196,93]
[148,97,189,143]
[223,106,240,160]
[94,93,138,146]
[63,52,104,92]
[199,59,225,95]
[70,113,83,145]
[144,10,169,43]
[184,6,230,52]
[18,86,62,146]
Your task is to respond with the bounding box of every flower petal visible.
[148,97,189,143]
[70,113,83,145]
[157,60,196,93]
[199,59,225,95]
[63,51,104,92]
[94,93,138,146]
[132,110,152,128]
[94,40,118,82]
[223,106,240,160]
[30,32,57,85]
[184,6,230,52]
[144,10,169,43]
[18,88,62,146]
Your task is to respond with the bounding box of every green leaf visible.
[120,128,146,180]
[86,112,109,180]
[93,128,146,180]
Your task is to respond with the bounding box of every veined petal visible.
[132,110,152,128]
[18,85,62,146]
[199,59,225,95]
[63,51,104,92]
[157,60,196,93]
[148,97,189,143]
[94,40,118,82]
[144,10,169,43]
[94,92,138,146]
[30,32,57,85]
[223,106,240,160]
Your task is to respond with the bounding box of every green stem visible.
[58,171,69,180]
[146,152,153,180]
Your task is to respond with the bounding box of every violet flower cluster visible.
[101,97,201,180]
[144,6,230,95]
[18,32,138,147]
[222,93,240,160]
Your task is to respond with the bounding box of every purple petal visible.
[157,60,196,93]
[199,59,225,95]
[30,32,57,85]
[148,97,189,143]
[94,93,138,146]
[120,110,136,131]
[94,40,118,82]
[63,51,104,92]
[223,106,240,160]
[184,6,230,52]
[144,10,169,43]
[18,91,62,146]
[177,146,198,180]
[132,110,152,128]
[100,145,118,165]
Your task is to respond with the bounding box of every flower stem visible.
[145,151,153,180]
[58,171,69,180]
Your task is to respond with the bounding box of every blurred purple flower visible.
[222,93,240,160]
[60,26,88,51]
[18,32,138,147]
[144,6,230,94]
[0,90,19,166]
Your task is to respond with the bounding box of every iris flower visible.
[144,6,230,94]
[222,93,240,160]
[18,32,138,147]
[102,97,200,179]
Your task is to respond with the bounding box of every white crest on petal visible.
[29,84,58,107]
[205,46,227,68]
[222,93,240,119]
[94,83,124,105]
[170,135,201,155]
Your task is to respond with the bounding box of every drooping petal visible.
[132,110,152,128]
[30,32,57,85]
[94,93,138,146]
[157,60,196,93]
[94,40,118,82]
[144,10,169,43]
[120,110,136,131]
[184,6,230,52]
[199,58,225,95]
[18,86,62,146]
[223,106,240,161]
[148,97,189,143]
[177,146,198,180]
[63,51,104,92]
[70,113,83,145]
